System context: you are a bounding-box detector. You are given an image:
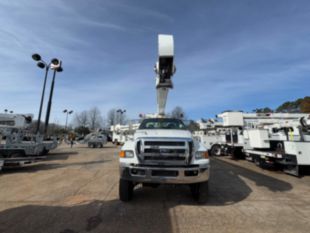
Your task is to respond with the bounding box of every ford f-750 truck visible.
[118,35,210,203]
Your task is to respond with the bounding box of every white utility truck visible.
[80,132,107,148]
[0,113,57,170]
[242,114,310,176]
[217,111,310,176]
[194,119,226,156]
[119,35,210,203]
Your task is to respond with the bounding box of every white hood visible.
[134,129,192,139]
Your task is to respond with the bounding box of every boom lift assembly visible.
[111,122,140,145]
[154,35,176,116]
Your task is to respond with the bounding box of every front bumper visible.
[120,163,209,184]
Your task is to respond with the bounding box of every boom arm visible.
[154,35,176,116]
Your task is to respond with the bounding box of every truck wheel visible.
[210,145,221,156]
[254,156,265,168]
[119,179,133,202]
[190,181,208,204]
[42,148,49,155]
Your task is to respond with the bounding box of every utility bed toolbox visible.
[247,129,270,148]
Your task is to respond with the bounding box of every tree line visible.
[254,96,310,113]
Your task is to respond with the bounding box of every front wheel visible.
[190,181,209,204]
[119,179,133,202]
[210,144,221,156]
[42,148,49,155]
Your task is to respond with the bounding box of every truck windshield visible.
[139,118,186,130]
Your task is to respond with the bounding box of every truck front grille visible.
[144,156,185,161]
[137,139,192,165]
[144,148,186,154]
[144,141,185,146]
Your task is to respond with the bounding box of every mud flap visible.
[283,165,299,177]
[281,154,299,177]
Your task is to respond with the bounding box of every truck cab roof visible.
[139,118,186,130]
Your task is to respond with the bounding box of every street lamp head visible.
[32,53,41,61]
[37,62,46,69]
[51,58,59,66]
[117,109,126,113]
[69,110,73,114]
[57,66,63,72]
[63,109,68,113]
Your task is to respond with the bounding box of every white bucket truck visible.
[118,35,210,203]
[217,111,310,176]
[242,113,310,176]
[0,113,57,170]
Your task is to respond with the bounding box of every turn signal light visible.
[119,150,125,158]
[204,151,209,159]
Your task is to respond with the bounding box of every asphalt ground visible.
[0,143,309,233]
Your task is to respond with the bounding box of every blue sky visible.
[1,0,310,125]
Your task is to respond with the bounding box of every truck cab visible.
[119,117,210,203]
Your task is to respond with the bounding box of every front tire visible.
[119,179,133,202]
[210,144,221,156]
[190,181,209,204]
[42,148,49,155]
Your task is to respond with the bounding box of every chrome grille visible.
[136,138,192,165]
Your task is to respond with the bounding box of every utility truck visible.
[0,113,57,170]
[194,119,226,156]
[217,111,310,176]
[119,35,210,203]
[86,133,107,148]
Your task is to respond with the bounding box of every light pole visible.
[32,54,61,134]
[44,60,63,135]
[116,109,126,125]
[63,109,73,130]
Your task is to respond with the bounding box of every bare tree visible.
[171,106,185,119]
[73,111,88,127]
[88,107,103,130]
[107,109,117,126]
[107,108,128,126]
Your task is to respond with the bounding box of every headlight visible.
[119,150,134,158]
[195,151,209,159]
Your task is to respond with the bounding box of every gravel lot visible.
[0,143,309,233]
